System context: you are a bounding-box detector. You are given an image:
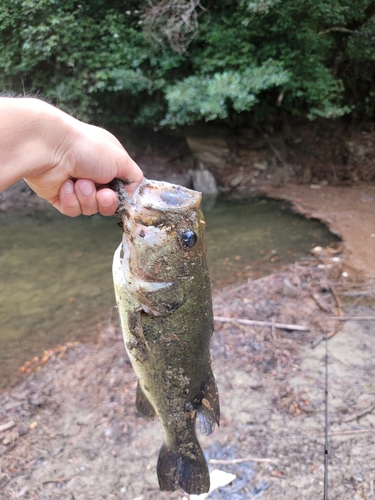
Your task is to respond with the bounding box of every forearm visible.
[0,97,72,192]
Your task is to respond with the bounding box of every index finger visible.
[116,157,143,196]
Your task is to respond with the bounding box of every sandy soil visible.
[1,260,374,500]
[259,183,375,281]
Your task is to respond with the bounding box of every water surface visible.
[0,196,337,389]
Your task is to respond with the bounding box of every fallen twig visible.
[312,316,375,348]
[342,404,375,423]
[0,420,16,432]
[42,477,72,485]
[214,316,308,332]
[267,142,296,177]
[311,293,334,313]
[210,457,278,465]
[329,316,375,321]
[329,429,375,436]
[311,332,336,349]
[330,286,343,317]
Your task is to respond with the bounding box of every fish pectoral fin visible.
[197,367,220,436]
[136,381,156,421]
[157,442,209,495]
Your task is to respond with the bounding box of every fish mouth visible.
[114,178,202,215]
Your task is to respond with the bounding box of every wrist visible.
[0,97,75,191]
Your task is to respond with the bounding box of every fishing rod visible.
[323,320,329,500]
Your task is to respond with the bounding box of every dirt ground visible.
[1,255,374,500]
[1,157,375,498]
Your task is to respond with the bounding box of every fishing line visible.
[323,319,329,500]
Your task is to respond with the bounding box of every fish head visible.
[116,179,207,315]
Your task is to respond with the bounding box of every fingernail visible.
[79,181,94,196]
[63,181,74,194]
[100,194,114,208]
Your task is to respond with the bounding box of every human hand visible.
[0,97,143,216]
[24,115,143,217]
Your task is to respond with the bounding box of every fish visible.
[111,178,220,495]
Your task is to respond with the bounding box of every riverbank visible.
[259,183,375,282]
[0,257,374,499]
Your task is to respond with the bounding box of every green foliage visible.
[1,0,375,126]
[162,61,290,125]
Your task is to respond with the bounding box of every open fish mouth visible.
[134,178,202,212]
[112,178,202,217]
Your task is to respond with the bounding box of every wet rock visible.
[189,168,219,195]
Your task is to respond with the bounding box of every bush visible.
[1,0,375,126]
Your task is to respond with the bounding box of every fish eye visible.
[181,230,197,248]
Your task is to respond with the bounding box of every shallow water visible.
[0,196,337,389]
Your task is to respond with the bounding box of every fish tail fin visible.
[157,441,210,495]
[197,366,220,436]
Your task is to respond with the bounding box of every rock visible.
[283,278,298,298]
[189,168,219,196]
[346,140,373,160]
[186,136,230,169]
[230,173,245,187]
[302,168,311,183]
[254,161,268,171]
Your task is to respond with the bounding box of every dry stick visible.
[42,477,72,485]
[311,331,337,349]
[214,316,308,332]
[361,483,368,500]
[329,316,375,321]
[244,487,256,500]
[311,292,334,313]
[312,316,375,349]
[329,429,375,436]
[330,285,344,317]
[0,421,16,432]
[342,404,375,423]
[210,457,278,465]
[267,142,296,177]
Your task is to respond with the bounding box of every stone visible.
[254,161,268,171]
[283,278,299,298]
[230,173,245,187]
[189,168,219,196]
[186,136,230,169]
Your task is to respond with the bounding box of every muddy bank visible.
[259,183,375,281]
[1,259,374,499]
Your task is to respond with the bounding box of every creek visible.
[0,195,337,390]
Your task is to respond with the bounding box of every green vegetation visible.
[1,0,375,127]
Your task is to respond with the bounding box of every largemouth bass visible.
[111,179,220,495]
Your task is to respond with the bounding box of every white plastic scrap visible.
[189,469,237,500]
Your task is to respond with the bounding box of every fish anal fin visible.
[157,443,210,495]
[197,367,220,436]
[136,381,156,421]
